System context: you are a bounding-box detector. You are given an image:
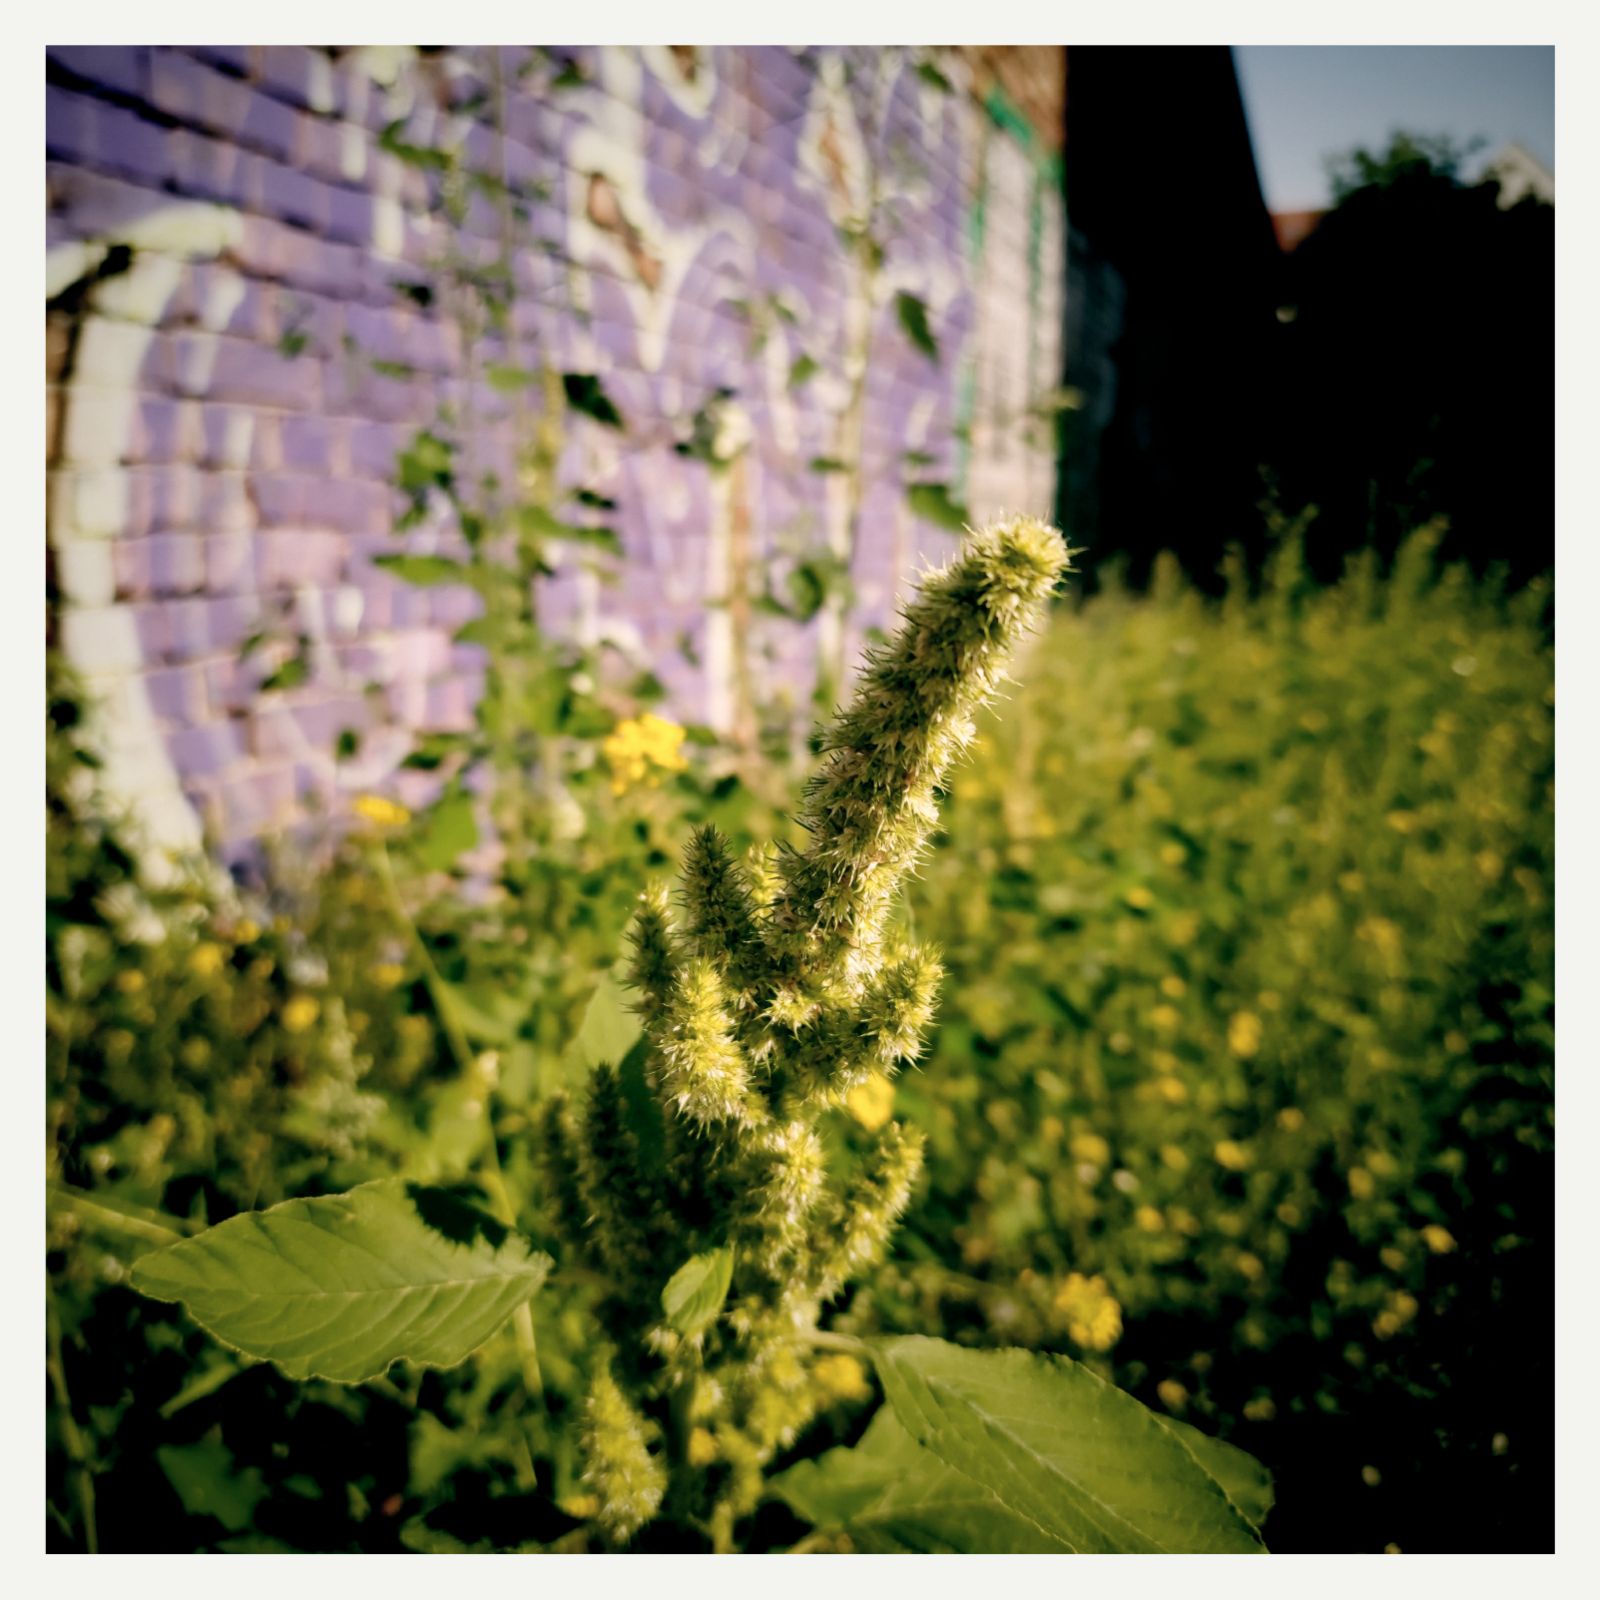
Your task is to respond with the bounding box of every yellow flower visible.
[1227,1011,1262,1058]
[1159,842,1187,866]
[1348,1166,1376,1200]
[281,994,320,1034]
[1276,1106,1305,1132]
[1385,809,1418,834]
[1167,912,1200,947]
[1124,884,1154,910]
[234,918,261,945]
[1160,1143,1190,1172]
[1156,1075,1188,1106]
[1069,1132,1111,1167]
[1372,1289,1419,1340]
[1156,1378,1188,1412]
[353,793,411,830]
[1243,1396,1277,1423]
[1380,1246,1407,1272]
[1275,1201,1301,1227]
[1053,1272,1122,1351]
[845,1071,895,1132]
[1159,974,1186,999]
[603,714,689,794]
[1214,1139,1251,1172]
[1234,1251,1265,1282]
[559,1493,601,1520]
[813,1353,872,1404]
[1134,1204,1165,1233]
[1150,1003,1181,1032]
[1358,917,1403,959]
[115,969,146,995]
[1040,1116,1064,1144]
[179,1037,211,1069]
[188,942,225,979]
[370,962,407,990]
[1420,1224,1457,1255]
[687,1427,719,1467]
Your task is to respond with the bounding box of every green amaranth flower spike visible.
[547,516,1070,1548]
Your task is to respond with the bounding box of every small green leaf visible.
[156,1439,266,1533]
[906,481,970,533]
[808,456,848,475]
[896,292,939,363]
[373,554,469,587]
[562,372,624,429]
[414,789,478,871]
[868,1336,1267,1553]
[916,60,954,94]
[486,362,541,392]
[516,505,621,555]
[788,353,820,390]
[660,1246,734,1338]
[131,1180,552,1384]
[572,489,618,510]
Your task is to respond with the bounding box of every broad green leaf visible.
[430,974,530,1048]
[562,968,641,1079]
[1154,1413,1275,1531]
[896,291,940,363]
[373,554,470,587]
[414,789,478,872]
[769,1406,1070,1553]
[660,1246,734,1337]
[131,1180,551,1383]
[616,1032,667,1171]
[906,481,970,533]
[869,1336,1267,1553]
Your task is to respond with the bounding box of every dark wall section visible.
[1061,46,1281,590]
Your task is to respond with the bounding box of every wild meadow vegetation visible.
[46,518,1552,1553]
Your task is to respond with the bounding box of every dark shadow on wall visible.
[1060,45,1281,593]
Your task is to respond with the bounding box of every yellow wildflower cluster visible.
[812,1353,873,1404]
[1052,1271,1123,1351]
[1227,1010,1263,1058]
[845,1071,896,1131]
[352,792,411,830]
[602,713,689,795]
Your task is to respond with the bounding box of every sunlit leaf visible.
[660,1246,734,1338]
[131,1181,552,1384]
[869,1336,1267,1553]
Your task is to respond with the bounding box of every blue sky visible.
[1233,46,1555,213]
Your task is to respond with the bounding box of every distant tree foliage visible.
[1268,131,1553,587]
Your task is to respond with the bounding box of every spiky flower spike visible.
[549,517,1069,1549]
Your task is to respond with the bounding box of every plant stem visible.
[46,1280,97,1553]
[373,839,546,1436]
[48,1182,190,1248]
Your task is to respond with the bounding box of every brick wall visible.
[46,45,1064,863]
